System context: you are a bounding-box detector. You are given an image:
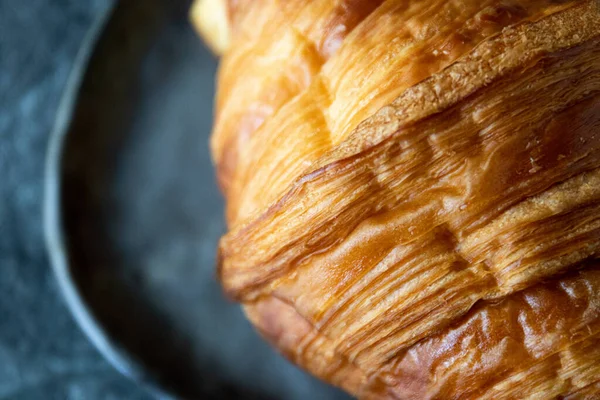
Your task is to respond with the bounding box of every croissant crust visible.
[194,0,600,398]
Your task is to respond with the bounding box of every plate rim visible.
[43,4,174,399]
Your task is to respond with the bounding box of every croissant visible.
[192,0,600,398]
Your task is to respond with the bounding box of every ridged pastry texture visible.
[192,0,600,398]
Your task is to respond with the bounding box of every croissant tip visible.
[190,0,230,55]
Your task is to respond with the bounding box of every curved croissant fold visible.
[193,0,600,398]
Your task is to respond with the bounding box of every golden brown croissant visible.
[192,0,600,398]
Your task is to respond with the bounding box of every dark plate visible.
[44,2,353,399]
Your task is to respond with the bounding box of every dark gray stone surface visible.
[0,0,150,398]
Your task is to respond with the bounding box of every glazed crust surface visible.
[193,1,600,398]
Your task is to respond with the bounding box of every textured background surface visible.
[0,0,150,398]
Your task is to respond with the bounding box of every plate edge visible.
[42,4,175,400]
